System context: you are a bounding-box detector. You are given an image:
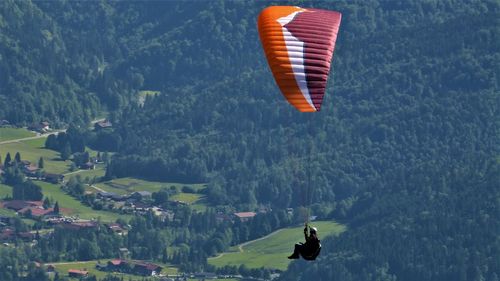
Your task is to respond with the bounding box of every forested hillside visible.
[0,0,498,280]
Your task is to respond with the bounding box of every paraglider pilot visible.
[288,224,321,260]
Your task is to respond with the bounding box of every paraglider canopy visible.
[258,6,342,112]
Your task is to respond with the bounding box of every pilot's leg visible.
[288,243,303,259]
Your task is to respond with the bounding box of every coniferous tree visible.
[54,201,60,214]
[38,157,44,169]
[45,134,58,150]
[14,152,21,163]
[61,143,72,160]
[3,153,10,167]
[43,197,51,209]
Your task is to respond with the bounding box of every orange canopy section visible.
[258,6,342,112]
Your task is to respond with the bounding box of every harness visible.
[302,243,322,261]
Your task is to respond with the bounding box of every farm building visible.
[18,207,54,218]
[28,122,50,133]
[2,200,42,211]
[94,119,112,130]
[68,269,88,278]
[233,212,257,222]
[104,259,162,276]
[44,173,64,184]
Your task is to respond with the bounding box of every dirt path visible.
[0,118,105,145]
[238,228,285,252]
[0,130,65,145]
[89,184,106,193]
[47,261,95,266]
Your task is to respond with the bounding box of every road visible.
[0,118,106,145]
[0,130,65,145]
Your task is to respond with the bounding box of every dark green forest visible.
[0,0,499,280]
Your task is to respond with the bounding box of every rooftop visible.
[234,212,257,218]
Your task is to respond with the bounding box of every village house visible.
[81,161,96,170]
[44,173,64,184]
[119,248,130,259]
[97,191,126,201]
[106,223,127,235]
[130,191,152,201]
[94,119,112,130]
[60,221,98,231]
[134,262,163,276]
[2,200,43,211]
[28,121,50,133]
[233,212,257,222]
[23,164,39,178]
[68,269,88,278]
[18,207,54,218]
[104,259,162,276]
[194,272,217,279]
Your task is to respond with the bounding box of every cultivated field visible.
[208,221,346,271]
[0,128,35,142]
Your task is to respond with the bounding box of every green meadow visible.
[64,165,106,181]
[95,177,205,194]
[94,177,207,209]
[0,138,71,174]
[0,205,17,217]
[36,181,130,222]
[0,183,12,199]
[208,221,346,271]
[0,128,35,142]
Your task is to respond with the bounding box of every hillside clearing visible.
[208,221,346,271]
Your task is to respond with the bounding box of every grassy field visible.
[64,165,106,181]
[94,177,207,211]
[0,128,35,142]
[170,192,203,204]
[137,90,161,106]
[36,181,130,222]
[0,138,71,174]
[0,205,17,217]
[95,177,205,195]
[50,260,178,280]
[0,183,12,199]
[208,221,346,271]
